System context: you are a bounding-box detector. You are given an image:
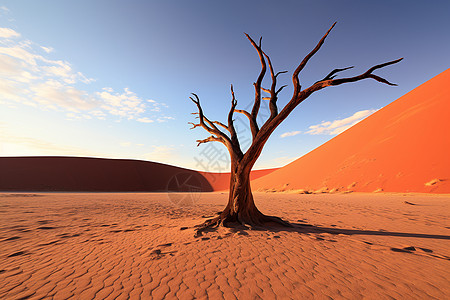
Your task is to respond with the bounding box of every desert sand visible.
[253,68,450,194]
[1,192,449,299]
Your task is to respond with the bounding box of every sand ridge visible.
[1,192,449,299]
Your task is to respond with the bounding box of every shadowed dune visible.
[0,156,276,192]
[253,68,450,194]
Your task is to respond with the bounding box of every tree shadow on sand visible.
[288,223,450,240]
[197,221,450,259]
[198,220,450,241]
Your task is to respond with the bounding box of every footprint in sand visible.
[149,249,163,260]
[391,246,430,253]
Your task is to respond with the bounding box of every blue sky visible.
[1,1,449,171]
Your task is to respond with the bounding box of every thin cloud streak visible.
[306,109,378,135]
[0,27,20,38]
[280,131,301,138]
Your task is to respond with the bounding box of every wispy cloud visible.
[0,27,19,38]
[40,46,53,53]
[280,131,301,138]
[306,109,377,135]
[0,27,172,122]
[137,117,154,123]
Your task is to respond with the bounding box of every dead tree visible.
[190,23,402,234]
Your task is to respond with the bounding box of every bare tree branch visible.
[244,33,267,138]
[227,85,242,156]
[212,121,229,131]
[196,136,222,147]
[262,51,287,119]
[292,22,336,95]
[320,66,354,81]
[189,93,232,147]
[261,87,271,94]
[243,57,402,169]
[326,58,403,87]
[235,109,252,121]
[188,122,201,130]
[276,85,287,95]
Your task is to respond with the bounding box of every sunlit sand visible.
[1,192,449,299]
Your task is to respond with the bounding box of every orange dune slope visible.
[252,68,450,194]
[0,156,276,192]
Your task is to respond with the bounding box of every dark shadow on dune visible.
[0,157,213,192]
[265,222,450,240]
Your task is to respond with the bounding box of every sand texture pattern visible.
[1,192,449,299]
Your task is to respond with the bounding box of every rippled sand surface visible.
[1,192,449,299]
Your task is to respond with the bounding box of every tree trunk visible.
[220,163,265,226]
[195,158,290,235]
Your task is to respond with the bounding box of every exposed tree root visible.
[194,211,293,237]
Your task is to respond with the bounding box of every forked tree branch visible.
[262,51,288,119]
[242,24,402,168]
[320,66,354,81]
[190,22,402,171]
[188,122,201,129]
[189,93,232,147]
[292,22,336,96]
[244,33,266,138]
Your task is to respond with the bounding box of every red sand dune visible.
[0,156,276,192]
[252,68,450,194]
